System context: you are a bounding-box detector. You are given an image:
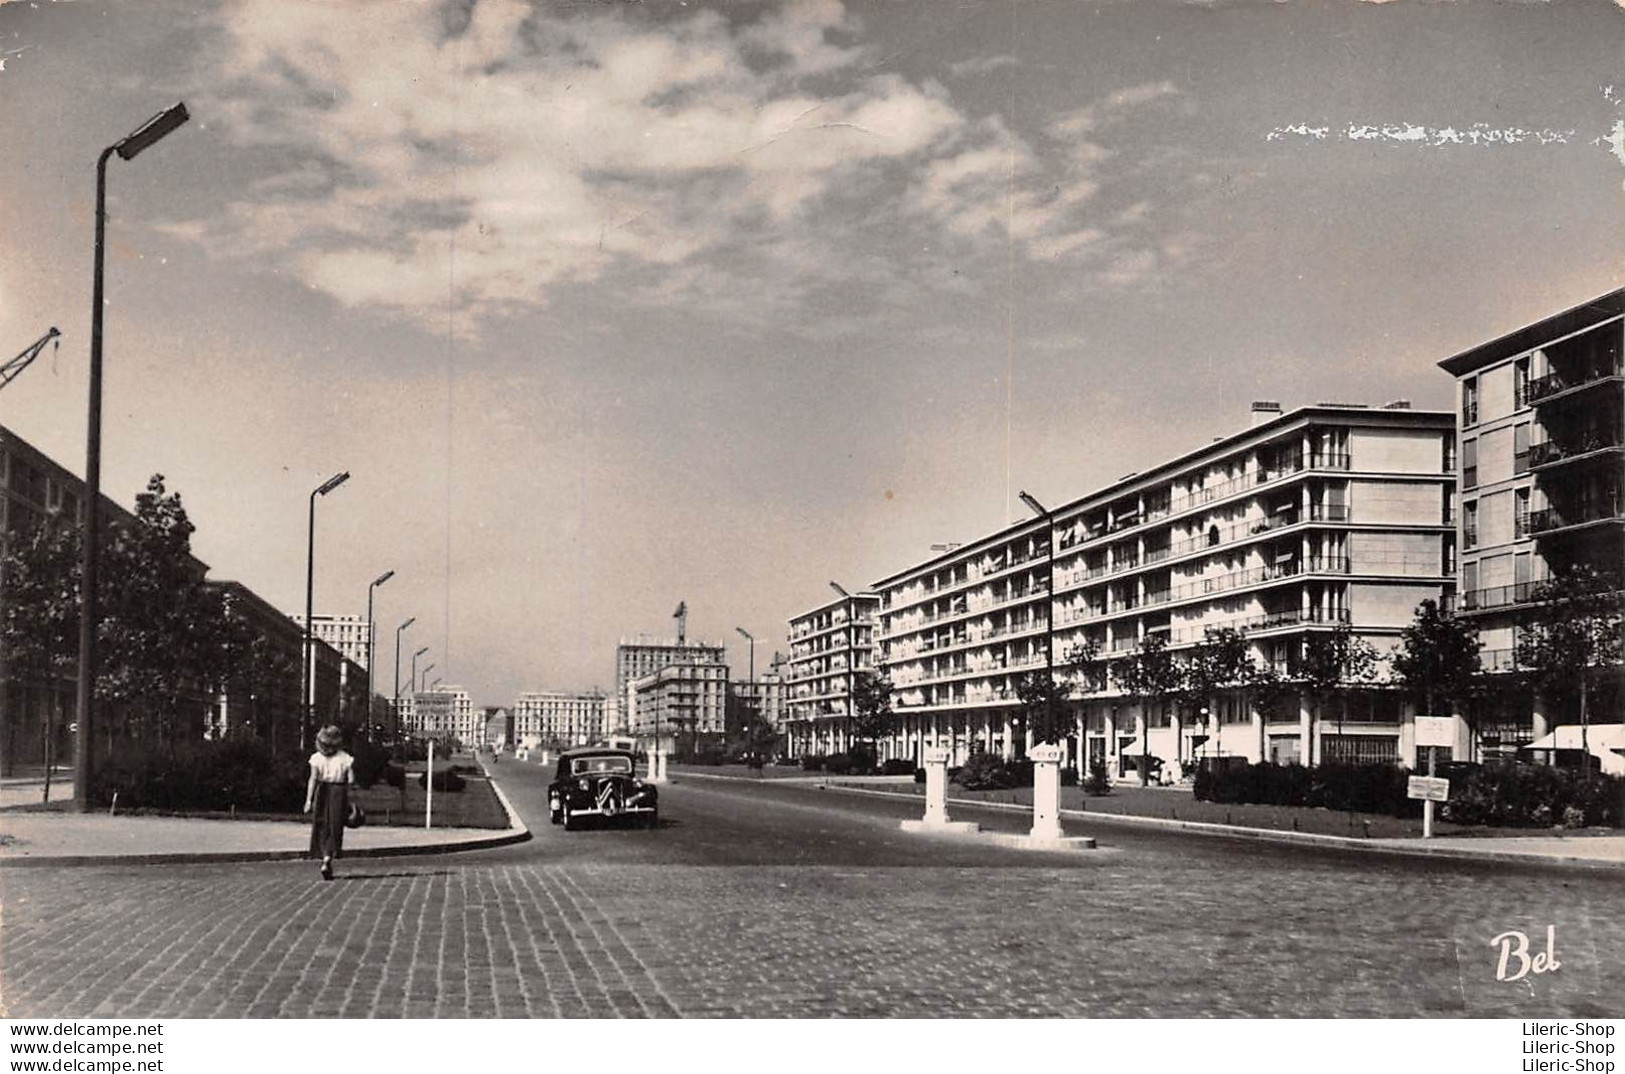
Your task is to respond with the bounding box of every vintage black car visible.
[548,747,659,830]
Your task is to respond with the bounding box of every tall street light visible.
[393,616,416,735]
[301,471,350,748]
[419,663,435,693]
[735,627,756,683]
[366,570,394,731]
[75,102,191,813]
[1019,491,1057,758]
[411,647,429,703]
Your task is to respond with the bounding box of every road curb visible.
[813,782,1625,873]
[473,755,531,840]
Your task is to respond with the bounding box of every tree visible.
[1015,669,1071,746]
[1515,566,1624,766]
[0,515,80,791]
[849,670,894,761]
[1299,622,1381,764]
[1245,659,1294,762]
[1179,627,1252,763]
[0,475,229,769]
[1115,633,1184,785]
[1392,599,1483,757]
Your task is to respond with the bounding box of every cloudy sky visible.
[2,0,1622,703]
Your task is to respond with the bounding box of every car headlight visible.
[578,778,590,790]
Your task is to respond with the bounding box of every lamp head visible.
[828,581,850,598]
[736,627,753,641]
[372,570,395,587]
[399,616,416,633]
[414,646,429,659]
[1018,490,1048,517]
[316,471,351,496]
[115,102,189,161]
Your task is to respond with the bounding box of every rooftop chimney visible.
[1250,400,1283,427]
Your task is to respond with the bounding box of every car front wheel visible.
[562,801,579,831]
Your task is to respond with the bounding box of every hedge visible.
[92,737,307,813]
[1194,761,1623,828]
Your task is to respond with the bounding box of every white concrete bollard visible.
[901,747,979,834]
[1029,744,1065,841]
[654,749,669,784]
[540,749,550,766]
[646,746,668,784]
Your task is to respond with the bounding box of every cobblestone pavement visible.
[3,771,1621,1018]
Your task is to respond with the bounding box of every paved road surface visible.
[2,762,1619,1017]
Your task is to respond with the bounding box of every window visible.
[1463,501,1478,549]
[1513,423,1530,475]
[1515,488,1531,539]
[1514,357,1531,409]
[1443,434,1457,473]
[1463,377,1480,426]
[1462,438,1478,490]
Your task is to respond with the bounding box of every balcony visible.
[1459,582,1535,613]
[1528,357,1624,405]
[1530,494,1624,537]
[1529,432,1625,472]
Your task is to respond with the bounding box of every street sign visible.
[1407,775,1450,802]
[1414,716,1458,749]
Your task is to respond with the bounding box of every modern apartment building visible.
[405,685,478,744]
[783,592,880,758]
[513,690,607,748]
[873,402,1457,776]
[1439,288,1625,756]
[729,673,787,734]
[627,662,729,749]
[612,636,726,733]
[292,613,371,670]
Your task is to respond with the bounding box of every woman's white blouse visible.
[308,750,355,784]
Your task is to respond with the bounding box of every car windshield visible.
[571,756,632,776]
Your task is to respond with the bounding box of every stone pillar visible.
[901,746,979,834]
[646,745,662,783]
[1001,715,1014,761]
[1029,743,1064,840]
[1299,696,1314,767]
[652,749,669,784]
[922,746,950,825]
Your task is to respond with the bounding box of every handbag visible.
[345,801,367,829]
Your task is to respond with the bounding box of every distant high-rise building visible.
[783,593,880,758]
[612,636,725,733]
[513,690,607,748]
[629,663,729,747]
[292,613,371,670]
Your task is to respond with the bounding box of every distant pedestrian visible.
[305,724,354,881]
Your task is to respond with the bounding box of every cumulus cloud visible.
[188,0,965,328]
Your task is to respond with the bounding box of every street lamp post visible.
[366,570,394,732]
[419,663,435,693]
[301,471,350,749]
[75,103,190,813]
[411,647,429,719]
[393,617,415,736]
[1019,491,1057,759]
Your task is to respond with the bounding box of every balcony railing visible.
[1460,582,1535,612]
[1166,605,1352,644]
[1528,358,1624,404]
[1529,433,1624,469]
[1530,494,1624,535]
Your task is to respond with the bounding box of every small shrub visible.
[825,753,853,776]
[954,752,1013,791]
[1562,804,1587,829]
[880,758,915,776]
[1085,762,1112,796]
[383,761,407,789]
[418,769,466,793]
[800,755,826,772]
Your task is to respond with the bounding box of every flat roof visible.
[1437,287,1625,377]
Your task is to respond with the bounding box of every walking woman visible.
[305,725,354,881]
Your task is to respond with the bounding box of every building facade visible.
[782,592,880,758]
[729,673,787,734]
[292,613,371,670]
[628,663,729,750]
[612,636,726,733]
[873,402,1457,776]
[405,685,478,744]
[1439,289,1625,757]
[513,690,607,748]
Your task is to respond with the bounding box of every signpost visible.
[1411,716,1458,838]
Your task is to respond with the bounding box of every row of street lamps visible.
[71,101,437,810]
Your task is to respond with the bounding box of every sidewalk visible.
[0,758,529,868]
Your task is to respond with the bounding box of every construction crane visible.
[1,327,61,392]
[672,601,687,645]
